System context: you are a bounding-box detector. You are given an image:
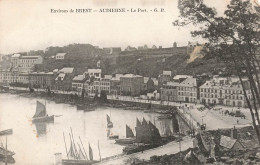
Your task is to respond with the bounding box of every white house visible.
[86,69,102,80]
[55,53,67,60]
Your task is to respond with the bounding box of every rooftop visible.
[59,67,74,74]
[56,53,66,57]
[220,135,237,149]
[121,74,143,78]
[179,77,197,87]
[87,69,101,73]
[173,75,192,80]
[55,73,66,81]
[12,54,20,58]
[73,74,85,81]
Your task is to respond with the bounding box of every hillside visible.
[0,43,230,77]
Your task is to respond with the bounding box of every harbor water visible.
[0,93,176,165]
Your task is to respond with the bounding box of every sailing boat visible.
[115,124,136,145]
[107,128,119,140]
[32,101,54,123]
[106,114,113,128]
[62,133,100,165]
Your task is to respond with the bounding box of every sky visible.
[0,0,231,54]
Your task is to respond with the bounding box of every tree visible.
[174,0,260,143]
[100,90,108,103]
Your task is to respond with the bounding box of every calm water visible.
[0,93,174,165]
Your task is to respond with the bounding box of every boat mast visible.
[5,136,7,165]
[98,140,101,161]
[70,128,79,160]
[63,132,69,160]
[79,136,88,160]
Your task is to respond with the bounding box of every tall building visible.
[120,74,144,96]
[11,54,43,72]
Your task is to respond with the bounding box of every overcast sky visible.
[0,0,231,54]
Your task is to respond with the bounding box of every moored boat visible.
[106,114,113,128]
[62,131,101,165]
[32,101,54,123]
[115,125,135,145]
[0,147,15,157]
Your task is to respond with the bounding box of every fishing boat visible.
[84,104,96,112]
[106,114,113,128]
[32,101,54,123]
[115,125,136,145]
[123,118,162,154]
[0,147,15,158]
[62,130,101,165]
[107,128,119,140]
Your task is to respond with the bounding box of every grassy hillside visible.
[0,43,229,77]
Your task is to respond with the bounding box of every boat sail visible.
[106,114,113,128]
[126,125,134,138]
[89,143,93,161]
[62,133,99,165]
[32,101,54,123]
[115,124,135,144]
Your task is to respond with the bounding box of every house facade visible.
[55,53,67,60]
[28,72,56,89]
[199,77,251,107]
[120,74,144,96]
[177,77,198,103]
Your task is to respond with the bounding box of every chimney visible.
[231,126,238,139]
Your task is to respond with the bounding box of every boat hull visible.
[0,147,15,157]
[115,138,135,145]
[62,159,99,165]
[107,122,113,128]
[108,135,119,139]
[32,115,54,123]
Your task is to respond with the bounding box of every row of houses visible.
[0,61,253,107]
[160,75,253,108]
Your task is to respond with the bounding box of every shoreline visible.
[2,87,177,111]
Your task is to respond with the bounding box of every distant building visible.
[93,77,111,94]
[29,72,56,89]
[72,74,86,93]
[11,54,43,73]
[0,69,19,85]
[199,77,251,107]
[158,71,172,87]
[161,82,179,101]
[177,77,198,103]
[110,74,123,96]
[54,67,75,91]
[103,47,121,55]
[55,53,67,60]
[97,60,101,68]
[147,90,160,100]
[173,75,192,83]
[86,69,102,80]
[18,72,29,84]
[120,74,144,96]
[173,42,177,48]
[125,46,137,51]
[152,45,157,49]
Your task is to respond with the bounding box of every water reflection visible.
[0,156,15,164]
[34,122,47,137]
